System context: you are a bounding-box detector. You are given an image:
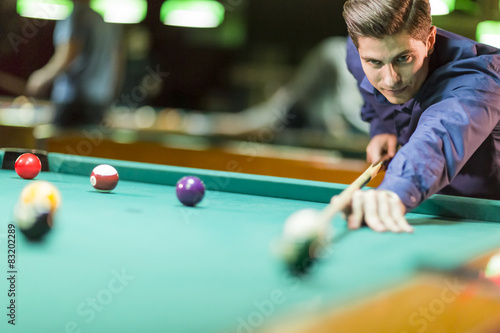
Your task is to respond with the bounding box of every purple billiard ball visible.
[176,176,205,206]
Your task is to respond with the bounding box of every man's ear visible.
[427,26,437,56]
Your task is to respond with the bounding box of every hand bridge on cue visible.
[276,159,388,277]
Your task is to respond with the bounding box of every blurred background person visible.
[25,0,123,129]
[186,37,368,139]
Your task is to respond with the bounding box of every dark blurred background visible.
[1,0,499,113]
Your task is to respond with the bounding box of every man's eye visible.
[397,55,411,63]
[369,60,381,66]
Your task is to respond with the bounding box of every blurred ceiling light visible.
[476,21,500,48]
[17,0,147,23]
[90,0,147,24]
[161,0,225,28]
[17,0,73,20]
[430,0,455,16]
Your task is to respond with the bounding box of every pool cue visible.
[316,159,387,235]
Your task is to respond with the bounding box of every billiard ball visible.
[14,181,61,240]
[176,176,205,206]
[90,164,119,192]
[280,208,335,276]
[14,153,41,179]
[17,180,62,212]
[283,209,322,239]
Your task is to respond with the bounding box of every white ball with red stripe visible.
[90,164,119,192]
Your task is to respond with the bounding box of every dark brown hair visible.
[343,0,432,47]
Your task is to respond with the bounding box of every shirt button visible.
[410,196,417,203]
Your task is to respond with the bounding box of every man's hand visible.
[333,189,413,233]
[26,41,82,98]
[366,133,398,164]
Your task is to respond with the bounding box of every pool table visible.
[2,152,500,333]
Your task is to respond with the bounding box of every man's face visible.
[357,27,436,104]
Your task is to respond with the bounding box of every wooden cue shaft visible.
[317,160,386,233]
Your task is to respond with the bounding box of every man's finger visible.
[347,190,364,229]
[388,193,413,233]
[330,195,348,220]
[363,190,386,232]
[377,191,401,232]
[387,139,397,158]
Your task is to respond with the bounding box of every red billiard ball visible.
[90,164,119,192]
[15,153,42,179]
[176,176,205,206]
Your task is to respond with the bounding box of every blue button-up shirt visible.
[346,28,500,210]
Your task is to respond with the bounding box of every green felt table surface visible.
[1,153,500,333]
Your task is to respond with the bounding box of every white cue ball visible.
[283,209,323,239]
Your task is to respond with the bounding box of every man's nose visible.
[383,64,401,88]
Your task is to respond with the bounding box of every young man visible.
[26,0,122,128]
[342,0,500,233]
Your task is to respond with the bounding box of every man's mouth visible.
[385,86,407,95]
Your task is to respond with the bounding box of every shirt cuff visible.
[377,173,422,211]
